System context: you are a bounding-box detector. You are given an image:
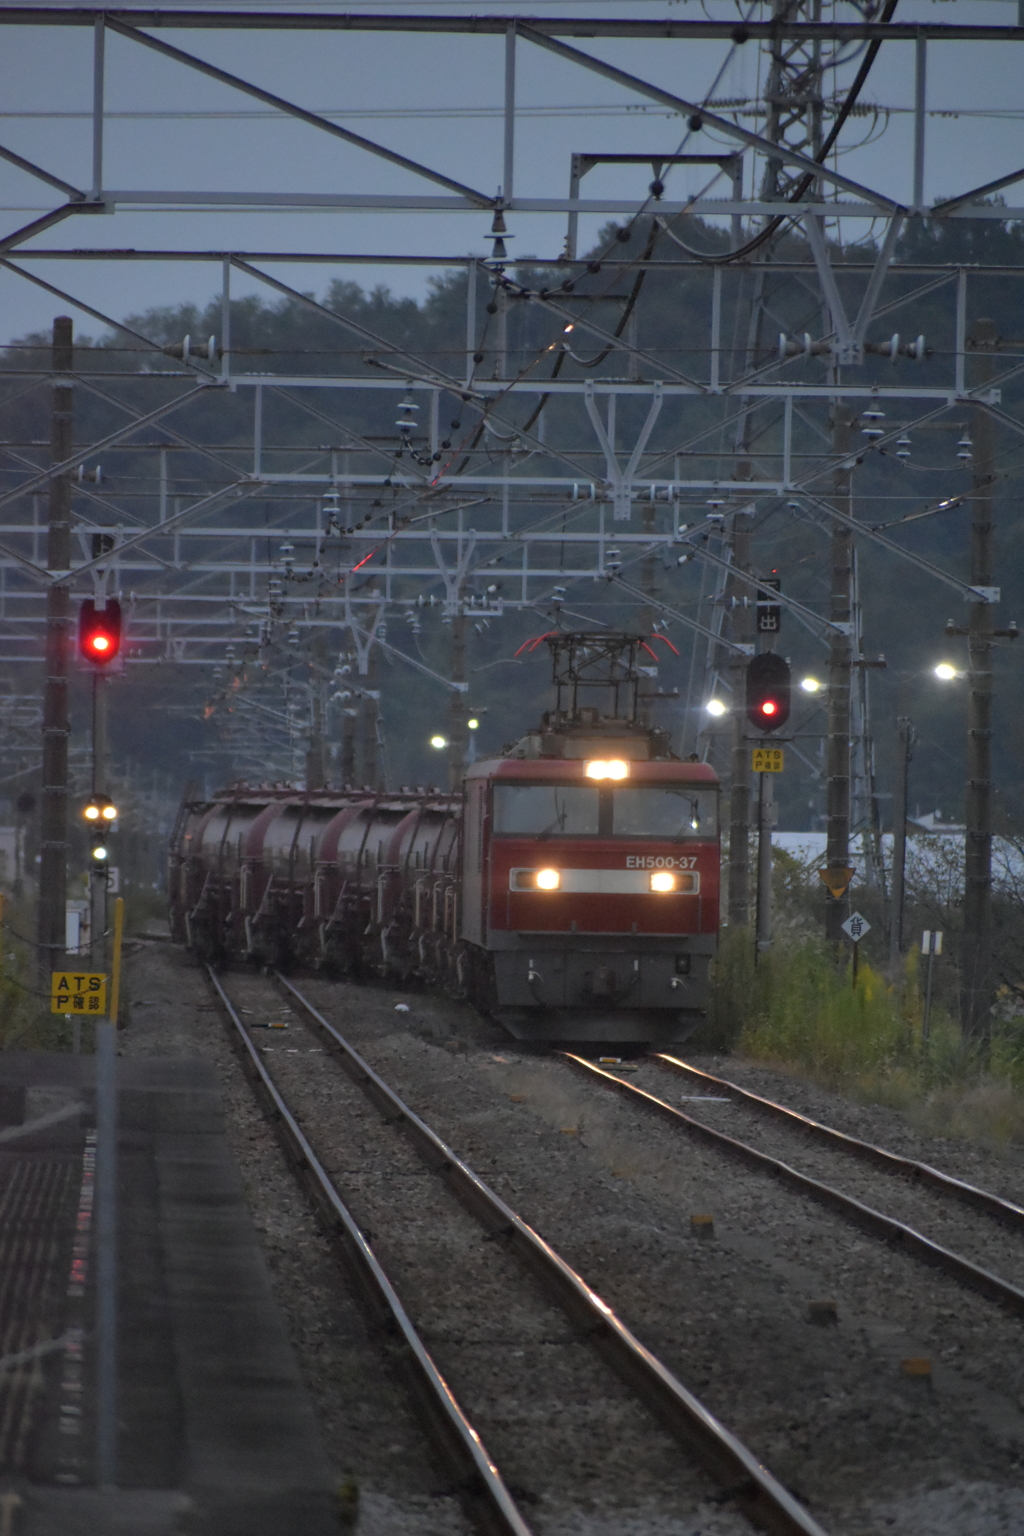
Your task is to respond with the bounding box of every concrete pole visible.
[362,647,380,790]
[962,318,996,1047]
[340,708,357,785]
[447,604,468,793]
[305,632,327,788]
[889,716,914,966]
[755,770,774,958]
[37,317,74,984]
[90,674,108,970]
[727,511,755,928]
[825,410,854,944]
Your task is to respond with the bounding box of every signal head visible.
[78,599,122,667]
[745,652,791,734]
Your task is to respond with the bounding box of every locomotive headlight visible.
[585,758,630,781]
[649,871,677,893]
[535,867,561,890]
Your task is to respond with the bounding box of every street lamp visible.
[430,734,447,750]
[705,698,728,717]
[800,676,823,693]
[933,662,959,681]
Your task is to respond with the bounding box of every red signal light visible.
[746,652,791,733]
[78,599,122,667]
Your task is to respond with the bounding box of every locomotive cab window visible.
[492,785,599,837]
[492,782,717,839]
[612,787,719,839]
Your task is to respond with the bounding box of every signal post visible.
[78,596,122,969]
[746,647,790,962]
[37,318,74,983]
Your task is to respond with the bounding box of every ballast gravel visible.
[294,972,1024,1536]
[119,942,1024,1533]
[119,942,471,1536]
[221,968,750,1536]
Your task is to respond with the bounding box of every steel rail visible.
[564,1056,1024,1319]
[204,966,534,1536]
[275,973,832,1536]
[656,1056,1024,1236]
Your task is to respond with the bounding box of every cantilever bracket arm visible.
[932,166,1024,217]
[0,142,84,200]
[518,23,902,213]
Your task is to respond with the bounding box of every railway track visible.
[656,1056,1024,1234]
[207,965,832,1536]
[564,1054,1024,1318]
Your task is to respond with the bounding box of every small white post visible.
[913,38,927,212]
[503,24,516,205]
[91,18,105,201]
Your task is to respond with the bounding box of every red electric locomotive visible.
[170,633,721,1046]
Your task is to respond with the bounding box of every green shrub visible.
[707,930,1024,1147]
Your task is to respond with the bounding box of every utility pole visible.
[37,316,73,984]
[824,409,854,944]
[447,601,468,793]
[962,318,996,1046]
[90,673,108,969]
[888,716,914,966]
[755,769,774,957]
[362,645,381,790]
[726,510,755,928]
[339,705,357,785]
[306,632,327,788]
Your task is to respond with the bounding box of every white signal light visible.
[585,759,630,780]
[91,845,109,861]
[535,868,560,890]
[650,871,677,893]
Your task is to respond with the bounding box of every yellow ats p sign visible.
[51,971,107,1015]
[751,747,784,773]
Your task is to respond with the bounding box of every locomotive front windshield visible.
[493,783,718,839]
